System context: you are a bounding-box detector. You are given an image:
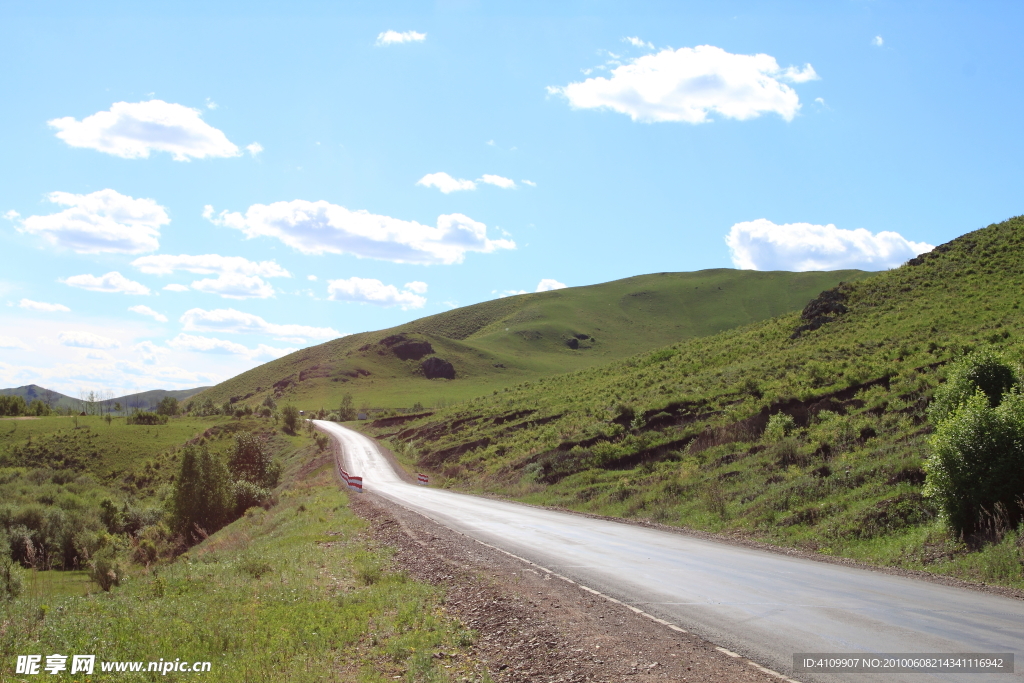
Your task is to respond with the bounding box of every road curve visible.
[315,420,1023,683]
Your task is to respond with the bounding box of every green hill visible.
[195,268,868,411]
[361,215,1024,589]
[0,384,209,414]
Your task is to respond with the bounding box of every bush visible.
[229,432,280,489]
[764,413,796,442]
[0,558,23,600]
[89,546,123,591]
[233,480,270,516]
[281,405,299,434]
[925,390,1024,536]
[155,396,179,416]
[929,349,1020,424]
[127,411,168,425]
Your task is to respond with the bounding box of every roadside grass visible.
[0,436,481,682]
[365,215,1024,591]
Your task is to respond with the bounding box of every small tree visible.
[281,405,299,434]
[929,349,1020,424]
[156,396,179,416]
[228,432,280,488]
[338,394,356,421]
[171,444,233,538]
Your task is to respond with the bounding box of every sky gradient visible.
[2,0,1022,396]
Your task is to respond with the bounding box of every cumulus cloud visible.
[128,305,168,323]
[179,307,339,340]
[417,172,476,193]
[19,299,70,312]
[246,142,264,157]
[873,36,884,47]
[62,271,151,295]
[326,277,427,309]
[535,278,568,292]
[725,219,934,271]
[205,200,514,265]
[47,100,240,161]
[0,336,30,350]
[625,36,654,49]
[521,179,537,187]
[163,283,190,292]
[404,281,428,295]
[479,174,516,189]
[190,274,275,299]
[57,331,121,349]
[548,45,818,123]
[133,340,165,364]
[132,253,290,278]
[15,189,167,254]
[307,275,318,281]
[376,30,426,46]
[167,333,296,359]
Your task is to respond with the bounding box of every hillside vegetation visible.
[362,215,1024,589]
[196,269,867,412]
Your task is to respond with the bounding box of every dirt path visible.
[352,492,789,683]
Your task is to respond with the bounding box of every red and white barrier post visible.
[339,466,363,492]
[417,473,429,486]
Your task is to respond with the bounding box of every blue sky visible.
[2,0,1022,396]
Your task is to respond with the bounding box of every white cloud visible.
[167,333,295,359]
[479,174,516,189]
[19,298,70,313]
[725,219,934,271]
[326,277,427,309]
[522,179,537,187]
[133,340,165,364]
[190,274,275,299]
[307,274,318,281]
[132,253,290,278]
[206,200,514,265]
[205,98,218,110]
[417,172,476,193]
[0,336,30,350]
[163,283,190,292]
[4,210,20,221]
[57,330,121,349]
[536,278,567,292]
[549,45,818,124]
[47,100,239,161]
[246,142,264,157]
[128,305,168,323]
[497,289,529,298]
[376,30,426,46]
[873,35,884,47]
[15,189,167,254]
[625,36,654,49]
[179,307,340,339]
[404,281,428,295]
[62,271,151,295]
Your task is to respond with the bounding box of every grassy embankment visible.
[194,269,867,412]
[363,216,1024,590]
[0,426,481,682]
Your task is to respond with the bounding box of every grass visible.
[194,268,868,412]
[357,214,1024,590]
[0,434,484,682]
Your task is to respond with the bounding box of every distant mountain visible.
[0,384,210,413]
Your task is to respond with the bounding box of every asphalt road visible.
[315,420,1024,683]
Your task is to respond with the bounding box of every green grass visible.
[194,269,868,412]
[360,215,1024,590]
[0,435,482,682]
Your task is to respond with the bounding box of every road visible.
[315,420,1023,683]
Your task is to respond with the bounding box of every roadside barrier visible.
[417,473,429,486]
[339,467,363,492]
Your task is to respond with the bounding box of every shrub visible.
[89,546,123,591]
[229,432,280,489]
[0,558,23,600]
[233,480,270,516]
[764,413,796,442]
[929,349,1020,424]
[281,405,300,434]
[127,411,168,425]
[925,390,1024,537]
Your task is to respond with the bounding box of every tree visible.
[171,444,233,537]
[338,393,356,421]
[156,396,179,416]
[114,401,122,414]
[928,349,1020,424]
[228,432,280,488]
[281,405,300,434]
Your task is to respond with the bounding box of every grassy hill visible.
[195,268,868,411]
[361,215,1024,589]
